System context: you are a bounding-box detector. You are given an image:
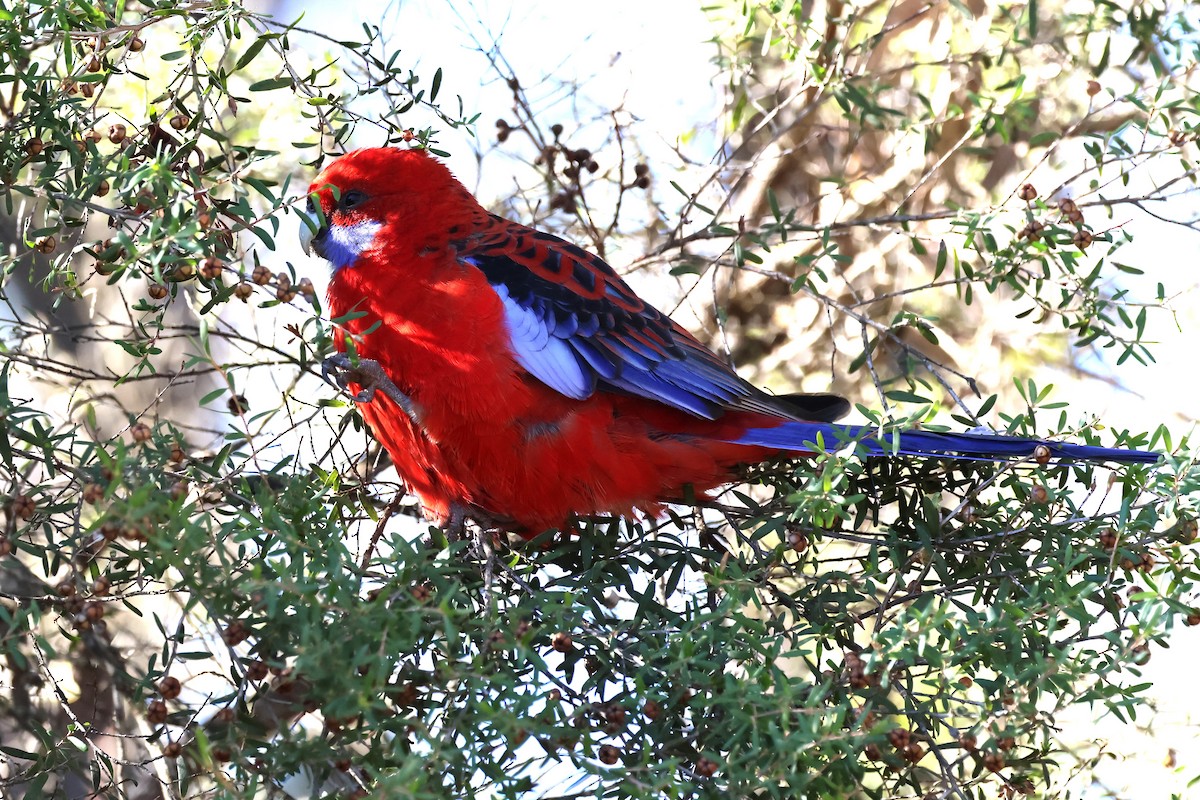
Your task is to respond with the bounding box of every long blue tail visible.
[731,422,1159,464]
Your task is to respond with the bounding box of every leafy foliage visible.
[1,1,1199,799]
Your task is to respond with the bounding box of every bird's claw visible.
[321,353,421,424]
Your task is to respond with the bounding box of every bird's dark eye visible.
[341,190,367,210]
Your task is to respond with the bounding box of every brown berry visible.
[85,601,105,621]
[634,175,650,190]
[82,482,105,504]
[246,659,269,681]
[210,745,232,763]
[169,114,190,131]
[1033,444,1051,465]
[227,395,248,415]
[401,128,415,142]
[234,282,253,301]
[1086,80,1101,96]
[146,699,168,725]
[297,277,315,298]
[147,282,168,300]
[11,494,36,520]
[94,179,110,197]
[128,36,145,53]
[162,740,182,758]
[222,620,249,646]
[92,577,111,596]
[997,736,1016,751]
[1073,230,1094,250]
[598,744,620,765]
[903,742,925,763]
[1099,529,1118,550]
[108,124,126,144]
[983,751,1006,772]
[1030,485,1048,504]
[786,526,809,552]
[1017,183,1037,202]
[959,733,978,751]
[200,256,223,279]
[87,56,103,73]
[131,423,152,445]
[694,757,717,778]
[57,580,77,597]
[168,443,186,464]
[80,83,95,98]
[34,236,57,254]
[274,279,296,303]
[550,632,573,653]
[887,728,911,749]
[214,707,236,724]
[24,137,44,156]
[158,676,182,700]
[864,743,882,761]
[251,264,271,285]
[643,699,661,720]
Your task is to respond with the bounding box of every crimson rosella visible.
[299,147,1157,533]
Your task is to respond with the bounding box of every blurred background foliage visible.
[0,0,1198,798]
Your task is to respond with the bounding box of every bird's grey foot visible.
[321,353,420,423]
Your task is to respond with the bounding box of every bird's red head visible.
[300,147,481,271]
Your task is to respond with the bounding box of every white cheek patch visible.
[324,221,383,271]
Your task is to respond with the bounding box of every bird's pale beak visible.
[298,206,324,256]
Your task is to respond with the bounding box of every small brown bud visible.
[222,620,249,646]
[297,277,315,298]
[107,124,126,144]
[864,743,882,761]
[903,742,925,763]
[1073,230,1094,250]
[598,744,620,765]
[158,676,182,700]
[0,537,12,556]
[1169,129,1189,147]
[643,699,661,720]
[1132,642,1151,664]
[92,577,111,596]
[162,740,182,758]
[210,746,232,763]
[94,179,110,197]
[586,160,599,173]
[959,733,978,751]
[694,757,718,778]
[997,736,1016,751]
[401,128,414,142]
[550,123,563,137]
[147,282,168,300]
[550,631,573,653]
[1186,612,1200,626]
[57,580,77,597]
[786,526,809,552]
[200,256,223,279]
[1017,183,1037,202]
[80,83,95,98]
[1030,485,1048,504]
[1099,528,1118,550]
[234,282,254,301]
[133,422,153,444]
[246,659,269,681]
[34,236,57,254]
[1033,444,1051,465]
[128,36,145,53]
[82,482,105,504]
[87,56,103,73]
[11,494,36,520]
[251,264,271,285]
[169,114,190,131]
[887,728,911,749]
[634,175,650,190]
[227,394,248,415]
[983,751,1006,772]
[170,262,195,281]
[85,128,103,144]
[24,137,44,156]
[1086,80,1101,96]
[146,699,168,725]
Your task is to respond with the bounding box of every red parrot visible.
[299,147,1156,533]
